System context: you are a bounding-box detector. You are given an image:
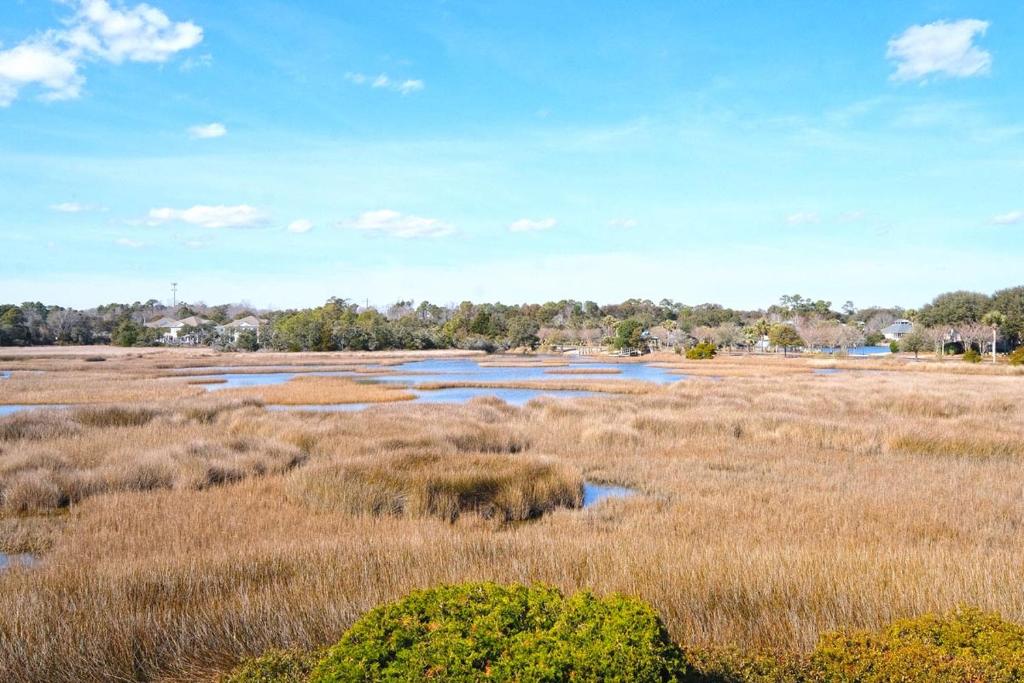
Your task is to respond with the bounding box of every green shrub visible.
[223,649,321,683]
[962,348,982,363]
[685,342,717,360]
[889,340,899,353]
[309,583,687,682]
[810,607,1024,682]
[1009,346,1024,366]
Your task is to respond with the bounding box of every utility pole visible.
[171,282,178,308]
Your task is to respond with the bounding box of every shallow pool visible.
[0,404,68,417]
[582,482,636,507]
[0,553,36,570]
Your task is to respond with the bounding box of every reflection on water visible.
[0,404,67,417]
[372,358,683,386]
[813,368,843,375]
[582,482,636,508]
[0,553,36,570]
[193,370,361,391]
[185,358,685,403]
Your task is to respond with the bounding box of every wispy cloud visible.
[785,212,820,225]
[287,218,313,234]
[887,19,991,82]
[344,72,424,95]
[608,218,638,229]
[343,209,454,238]
[0,0,203,106]
[179,53,212,72]
[509,217,557,232]
[147,205,266,229]
[187,122,226,139]
[992,210,1024,225]
[115,237,145,248]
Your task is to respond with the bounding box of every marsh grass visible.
[1,350,1024,681]
[544,367,622,375]
[414,379,654,394]
[286,452,582,521]
[216,375,416,405]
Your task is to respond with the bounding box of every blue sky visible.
[2,1,1023,310]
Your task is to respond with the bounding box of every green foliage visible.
[223,649,321,683]
[309,583,687,682]
[111,319,146,347]
[613,318,645,350]
[235,330,260,352]
[1009,346,1024,366]
[962,348,982,363]
[685,341,717,360]
[992,286,1024,347]
[864,331,885,346]
[899,330,929,358]
[682,646,805,682]
[916,290,992,326]
[810,607,1024,682]
[889,340,899,353]
[768,324,804,352]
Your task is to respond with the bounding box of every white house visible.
[144,315,213,344]
[882,319,914,341]
[217,315,267,342]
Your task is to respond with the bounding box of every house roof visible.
[882,319,914,334]
[144,316,178,328]
[221,315,266,328]
[172,316,212,327]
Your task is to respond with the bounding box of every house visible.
[882,319,913,341]
[217,315,268,342]
[144,315,213,344]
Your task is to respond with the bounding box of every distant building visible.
[217,315,268,342]
[882,319,914,341]
[144,315,213,344]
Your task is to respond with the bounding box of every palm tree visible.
[981,311,1006,364]
[752,318,771,353]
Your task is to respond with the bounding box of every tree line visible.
[1,286,1023,353]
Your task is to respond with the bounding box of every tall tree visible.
[981,311,1006,364]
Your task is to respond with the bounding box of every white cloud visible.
[838,210,866,222]
[608,218,638,229]
[992,210,1024,225]
[115,237,145,248]
[179,53,212,72]
[187,122,226,139]
[287,218,314,234]
[395,79,424,95]
[509,217,557,232]
[785,212,820,225]
[51,201,102,213]
[147,205,266,229]
[0,0,202,106]
[0,41,83,106]
[343,209,454,238]
[887,19,991,82]
[345,71,424,95]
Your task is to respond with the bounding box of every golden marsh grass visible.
[1,349,1024,681]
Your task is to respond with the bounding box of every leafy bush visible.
[962,348,982,363]
[224,649,321,683]
[685,342,717,360]
[810,607,1024,682]
[889,340,899,353]
[1010,346,1024,366]
[309,583,687,682]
